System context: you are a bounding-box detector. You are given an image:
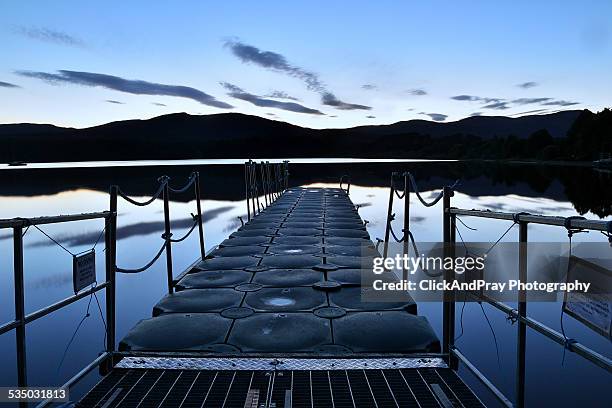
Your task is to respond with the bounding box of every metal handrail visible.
[0,211,112,229]
[0,210,117,400]
[443,199,612,407]
[449,208,611,232]
[381,171,611,407]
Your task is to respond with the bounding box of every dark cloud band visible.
[16,27,85,47]
[221,82,323,114]
[408,88,427,96]
[452,94,580,110]
[225,40,371,110]
[419,112,447,121]
[16,70,233,108]
[0,81,20,88]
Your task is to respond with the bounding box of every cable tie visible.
[512,212,530,223]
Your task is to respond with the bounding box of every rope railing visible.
[167,173,197,194]
[244,160,289,221]
[116,180,166,207]
[166,217,199,243]
[382,171,459,259]
[115,241,167,274]
[112,171,206,293]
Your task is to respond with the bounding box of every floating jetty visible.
[79,186,482,407]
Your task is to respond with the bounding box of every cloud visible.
[482,101,510,110]
[15,70,233,108]
[16,27,85,47]
[452,93,580,110]
[420,112,447,121]
[542,99,580,106]
[451,95,503,103]
[224,40,371,110]
[366,115,376,118]
[320,92,371,110]
[362,84,377,90]
[0,81,20,88]
[470,112,483,116]
[511,97,552,105]
[105,99,124,104]
[517,81,538,89]
[266,90,300,101]
[220,82,323,114]
[152,102,167,106]
[407,88,427,96]
[510,109,549,116]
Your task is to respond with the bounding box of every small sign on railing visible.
[73,250,96,293]
[563,256,612,339]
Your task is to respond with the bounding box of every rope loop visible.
[116,179,166,207]
[116,241,167,273]
[405,172,460,207]
[167,173,197,194]
[166,219,199,243]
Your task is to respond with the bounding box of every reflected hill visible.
[0,161,609,217]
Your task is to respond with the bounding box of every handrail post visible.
[283,160,289,190]
[442,185,455,363]
[249,161,257,217]
[448,211,457,369]
[161,179,173,294]
[383,173,396,259]
[272,163,278,201]
[244,162,251,222]
[104,187,117,371]
[402,172,410,281]
[261,161,269,207]
[13,225,27,388]
[194,172,206,259]
[253,163,261,214]
[516,221,528,408]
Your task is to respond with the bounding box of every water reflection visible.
[0,160,610,407]
[23,206,234,248]
[0,161,610,216]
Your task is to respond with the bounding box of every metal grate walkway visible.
[78,366,484,407]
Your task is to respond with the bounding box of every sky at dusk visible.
[1,0,611,129]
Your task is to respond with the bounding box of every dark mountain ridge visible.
[0,110,592,163]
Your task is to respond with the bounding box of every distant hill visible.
[348,110,579,139]
[0,110,586,163]
[0,123,72,136]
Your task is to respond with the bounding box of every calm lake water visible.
[0,160,610,407]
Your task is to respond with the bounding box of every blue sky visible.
[1,0,610,129]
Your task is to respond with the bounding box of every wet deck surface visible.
[118,187,439,354]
